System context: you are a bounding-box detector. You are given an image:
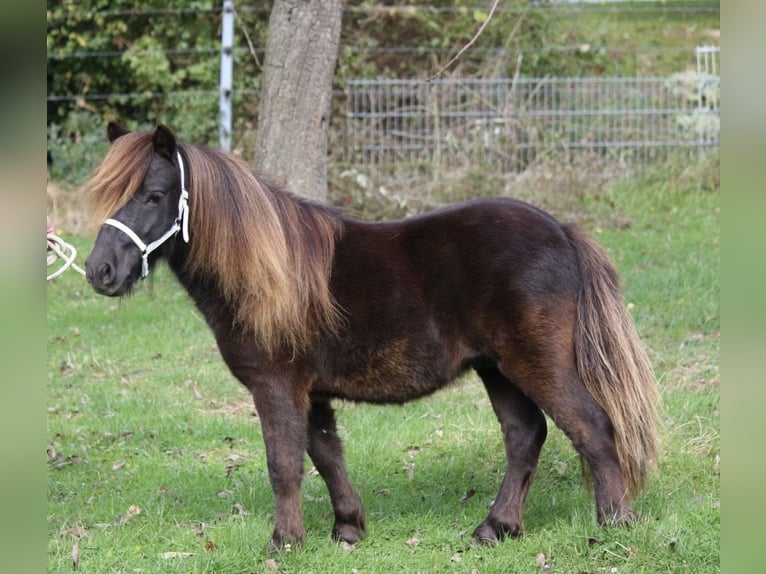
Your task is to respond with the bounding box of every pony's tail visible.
[564,224,661,500]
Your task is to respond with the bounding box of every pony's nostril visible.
[98,262,115,285]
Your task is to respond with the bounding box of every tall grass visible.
[47,160,718,573]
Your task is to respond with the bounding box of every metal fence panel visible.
[695,45,720,150]
[345,64,719,175]
[47,45,720,184]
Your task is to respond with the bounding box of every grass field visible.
[46,160,719,573]
[546,0,720,76]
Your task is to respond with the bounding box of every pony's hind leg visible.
[472,361,547,543]
[307,399,366,544]
[498,356,636,527]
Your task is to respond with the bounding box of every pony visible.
[85,123,660,551]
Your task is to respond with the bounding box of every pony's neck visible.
[171,146,344,355]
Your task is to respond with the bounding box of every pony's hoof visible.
[472,519,523,544]
[472,525,500,545]
[332,522,365,545]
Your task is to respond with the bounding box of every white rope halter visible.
[103,151,190,278]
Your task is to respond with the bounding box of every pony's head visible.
[85,122,343,355]
[85,123,187,296]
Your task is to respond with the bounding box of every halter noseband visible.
[103,151,190,278]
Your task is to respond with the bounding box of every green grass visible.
[47,164,718,573]
[546,1,720,76]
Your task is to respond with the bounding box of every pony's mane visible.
[87,131,343,355]
[87,131,154,227]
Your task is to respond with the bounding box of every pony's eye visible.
[146,192,163,205]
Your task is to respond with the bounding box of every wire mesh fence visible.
[47,46,720,188]
[344,64,719,177]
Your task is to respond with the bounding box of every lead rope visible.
[103,151,190,278]
[47,233,86,281]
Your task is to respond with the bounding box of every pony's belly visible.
[318,371,454,404]
[315,337,474,404]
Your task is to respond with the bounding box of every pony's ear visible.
[152,124,177,160]
[107,122,130,142]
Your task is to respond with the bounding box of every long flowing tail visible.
[564,224,661,499]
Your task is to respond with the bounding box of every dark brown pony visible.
[85,123,660,551]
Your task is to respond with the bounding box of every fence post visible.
[695,45,720,158]
[219,0,234,152]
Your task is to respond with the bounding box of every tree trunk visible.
[254,0,343,202]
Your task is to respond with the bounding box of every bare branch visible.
[427,0,502,82]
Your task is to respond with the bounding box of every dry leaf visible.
[115,505,142,526]
[536,552,553,571]
[48,446,83,470]
[265,558,278,571]
[405,537,420,547]
[204,540,216,551]
[54,455,83,470]
[406,445,422,457]
[460,487,477,503]
[185,379,204,400]
[111,461,125,471]
[66,526,87,538]
[450,552,463,562]
[118,431,134,441]
[71,537,80,570]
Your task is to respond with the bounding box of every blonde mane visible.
[87,131,343,355]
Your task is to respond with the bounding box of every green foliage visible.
[122,36,176,92]
[46,1,719,189]
[47,0,268,159]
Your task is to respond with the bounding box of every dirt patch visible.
[203,399,258,420]
[199,384,258,421]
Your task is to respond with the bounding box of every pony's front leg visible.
[307,399,365,544]
[250,385,310,552]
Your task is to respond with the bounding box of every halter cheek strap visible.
[103,151,190,279]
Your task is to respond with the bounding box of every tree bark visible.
[254,0,343,201]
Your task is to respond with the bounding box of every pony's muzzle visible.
[85,257,125,296]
